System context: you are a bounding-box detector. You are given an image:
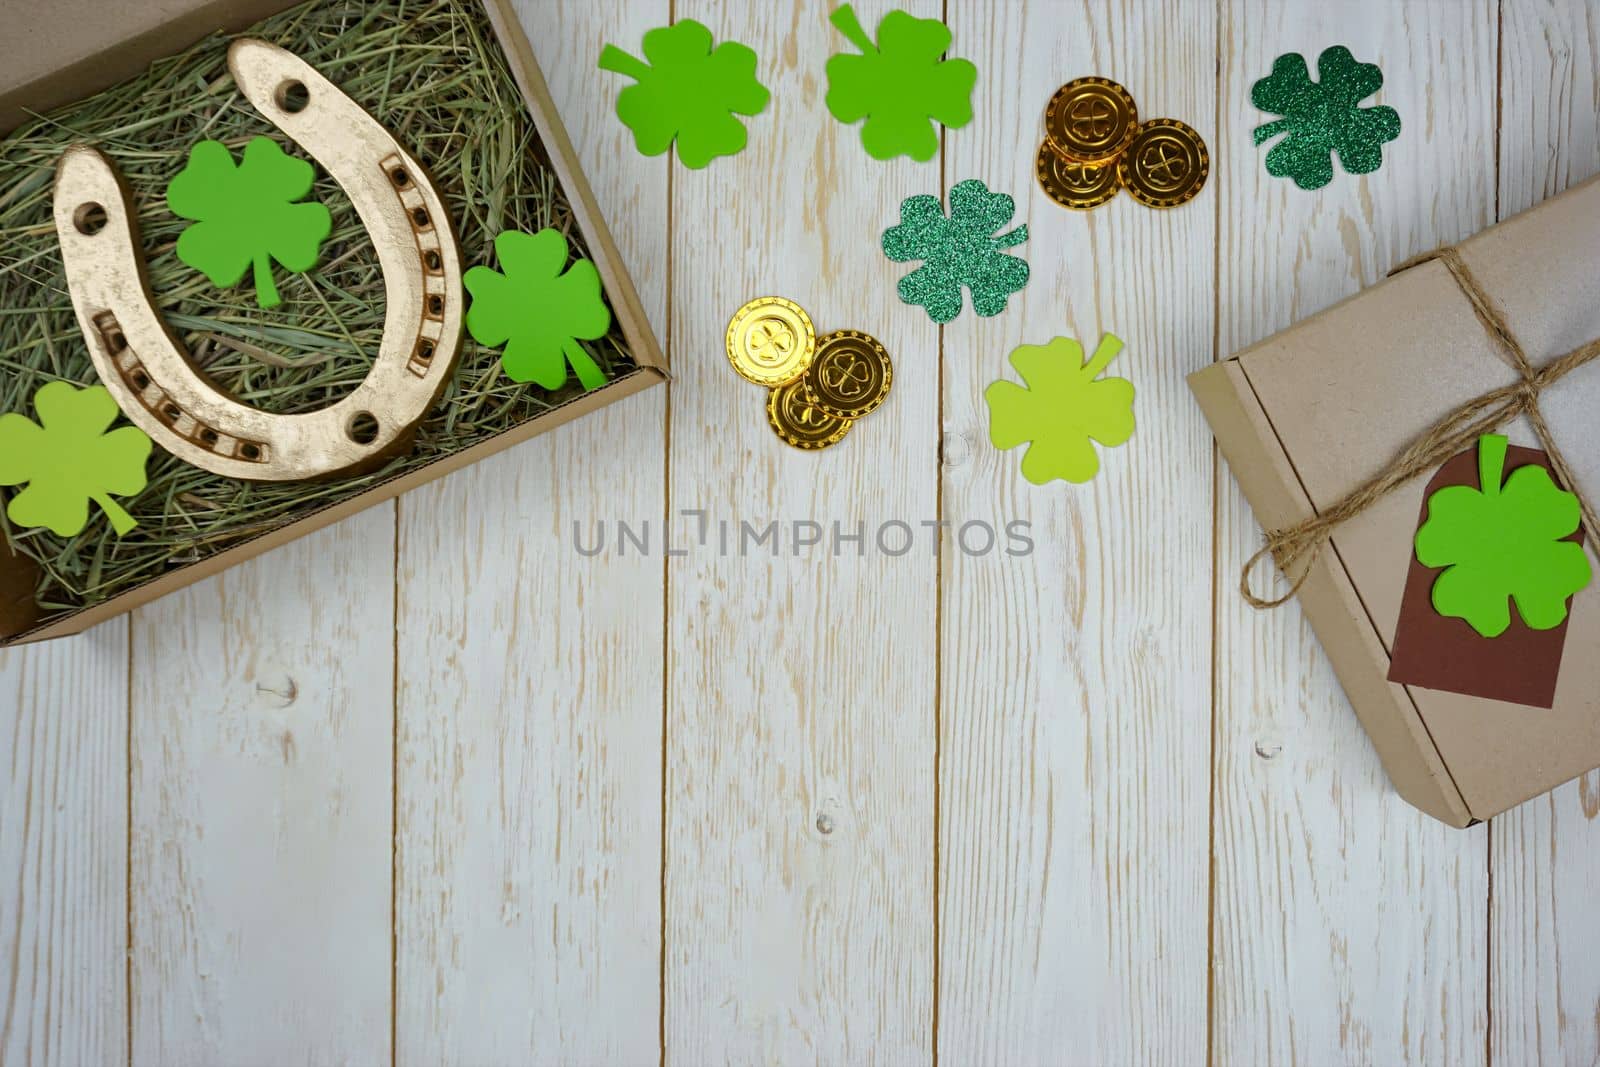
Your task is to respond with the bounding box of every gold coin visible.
[1044,77,1138,163]
[767,379,852,450]
[800,330,893,419]
[727,296,816,386]
[1036,142,1121,210]
[1117,118,1209,208]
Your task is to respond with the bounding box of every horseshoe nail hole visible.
[240,443,261,461]
[199,428,218,446]
[424,250,442,272]
[275,80,310,113]
[106,329,128,354]
[346,410,380,445]
[411,207,430,228]
[427,294,444,317]
[130,370,149,389]
[390,166,411,188]
[74,202,107,236]
[417,340,435,362]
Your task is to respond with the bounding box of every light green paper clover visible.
[984,333,1133,485]
[1414,433,1592,638]
[881,178,1028,324]
[598,19,770,169]
[167,136,332,309]
[465,228,613,391]
[824,4,977,162]
[0,382,152,537]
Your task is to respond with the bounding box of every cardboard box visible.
[0,0,666,647]
[1191,176,1600,826]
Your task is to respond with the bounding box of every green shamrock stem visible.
[91,492,137,536]
[1479,432,1507,496]
[252,253,281,309]
[829,4,877,55]
[564,340,607,391]
[597,45,651,82]
[1251,118,1294,146]
[1082,334,1125,378]
[991,224,1028,251]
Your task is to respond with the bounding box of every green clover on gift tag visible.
[882,178,1029,324]
[1415,433,1592,638]
[465,228,613,391]
[984,333,1134,485]
[1251,45,1401,190]
[167,136,332,309]
[0,383,152,538]
[824,4,977,162]
[598,20,770,169]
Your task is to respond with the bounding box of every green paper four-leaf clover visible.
[882,178,1028,324]
[0,382,152,537]
[984,333,1134,485]
[167,136,332,309]
[824,4,977,162]
[1251,45,1401,190]
[1415,434,1592,639]
[465,228,613,391]
[598,19,770,169]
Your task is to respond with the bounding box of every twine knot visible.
[1242,244,1600,609]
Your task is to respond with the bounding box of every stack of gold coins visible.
[726,297,893,451]
[1036,76,1209,211]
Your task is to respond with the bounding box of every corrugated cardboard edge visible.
[4,370,659,647]
[1190,359,1475,827]
[0,0,668,647]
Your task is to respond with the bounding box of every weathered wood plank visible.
[1491,2,1600,1063]
[129,512,394,1065]
[663,1,939,1061]
[392,0,668,1062]
[0,627,128,1067]
[937,1,1215,1062]
[1211,2,1495,1063]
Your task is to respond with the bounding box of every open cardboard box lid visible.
[0,0,667,645]
[1,0,291,134]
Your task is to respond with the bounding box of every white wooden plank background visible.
[1211,3,1495,1065]
[939,2,1212,1063]
[1492,4,1600,1064]
[663,3,937,1060]
[129,512,395,1064]
[1,624,125,1067]
[392,0,667,1061]
[3,1,1599,1064]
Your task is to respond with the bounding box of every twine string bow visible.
[1243,246,1600,608]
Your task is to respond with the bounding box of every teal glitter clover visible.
[881,178,1029,324]
[1251,45,1401,190]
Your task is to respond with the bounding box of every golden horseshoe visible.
[52,38,464,481]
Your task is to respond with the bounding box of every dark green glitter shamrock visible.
[881,178,1029,324]
[1251,45,1401,190]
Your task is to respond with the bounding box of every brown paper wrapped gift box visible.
[0,0,666,647]
[1191,176,1600,827]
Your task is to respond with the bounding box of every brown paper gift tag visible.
[1387,443,1585,709]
